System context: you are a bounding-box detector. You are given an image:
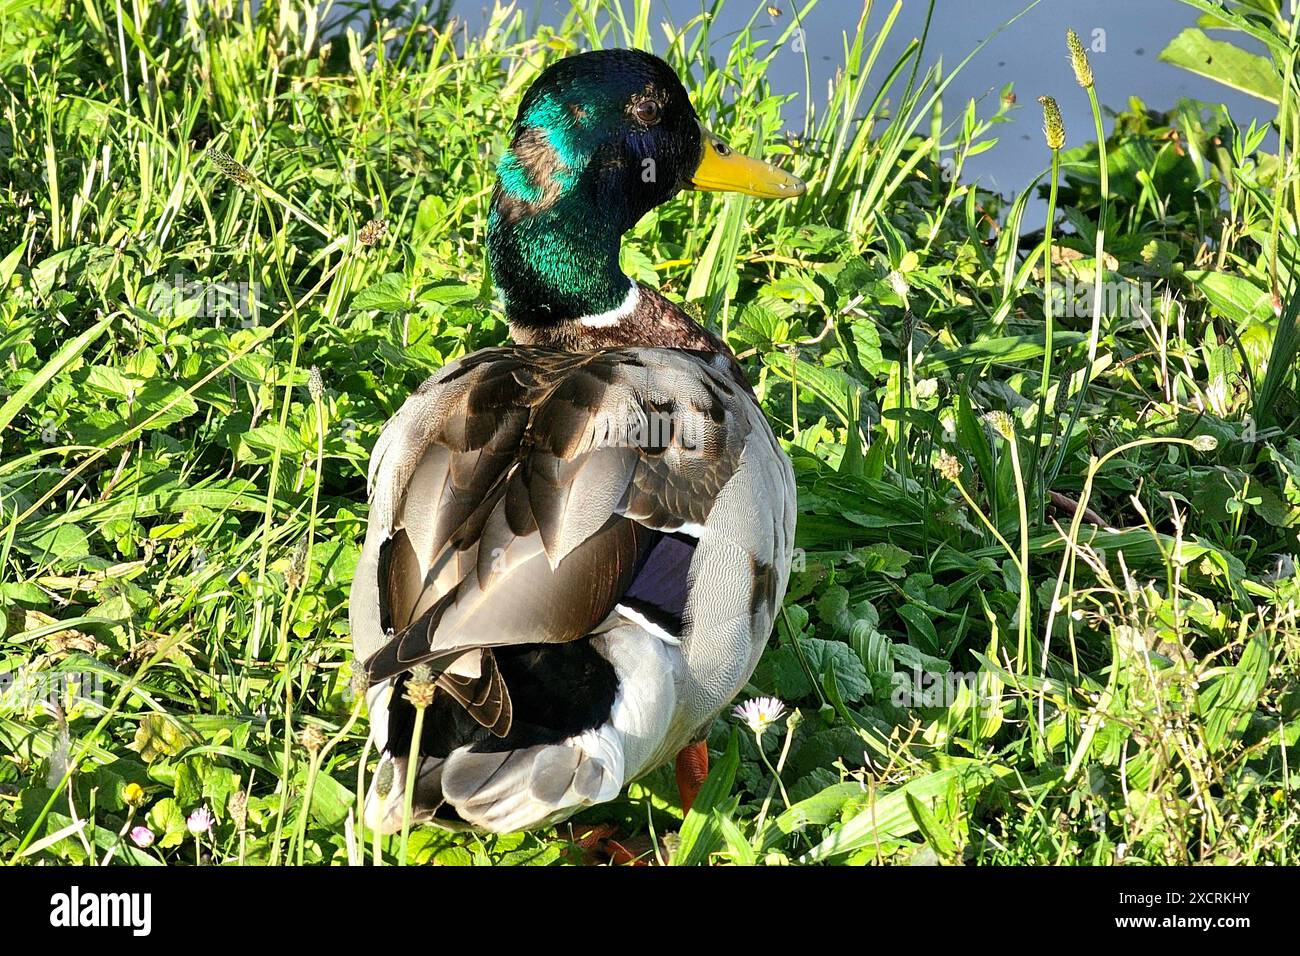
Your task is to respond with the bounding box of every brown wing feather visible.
[435,651,512,737]
[364,510,652,681]
[354,347,753,726]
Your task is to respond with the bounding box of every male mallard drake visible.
[351,48,803,834]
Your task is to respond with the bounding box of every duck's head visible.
[488,48,805,328]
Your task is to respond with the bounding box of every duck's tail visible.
[362,738,622,834]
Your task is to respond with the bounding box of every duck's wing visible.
[349,346,780,737]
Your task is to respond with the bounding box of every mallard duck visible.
[351,48,804,835]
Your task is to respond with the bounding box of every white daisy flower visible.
[732,696,787,736]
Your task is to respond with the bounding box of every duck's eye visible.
[632,98,661,127]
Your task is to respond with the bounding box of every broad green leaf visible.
[920,332,1084,373]
[131,714,189,763]
[763,351,858,425]
[83,365,145,400]
[802,762,1004,862]
[1198,633,1270,751]
[905,790,958,863]
[353,273,411,312]
[0,239,26,287]
[1185,270,1273,325]
[1158,28,1281,104]
[146,797,188,848]
[305,770,352,826]
[0,312,114,436]
[758,638,871,702]
[37,481,265,529]
[756,781,864,851]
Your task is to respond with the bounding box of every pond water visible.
[450,0,1276,218]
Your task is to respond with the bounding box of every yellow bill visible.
[689,123,806,199]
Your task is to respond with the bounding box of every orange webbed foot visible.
[675,739,710,816]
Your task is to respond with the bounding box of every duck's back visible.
[351,346,794,832]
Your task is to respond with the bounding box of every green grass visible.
[1,0,1299,865]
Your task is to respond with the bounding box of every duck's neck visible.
[488,194,632,329]
[486,186,738,368]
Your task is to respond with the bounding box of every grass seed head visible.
[887,269,911,299]
[1067,29,1094,89]
[984,410,1016,441]
[374,759,396,800]
[348,671,369,707]
[286,536,309,590]
[936,450,962,482]
[299,724,326,753]
[1038,96,1066,150]
[206,148,253,187]
[358,218,389,246]
[229,790,248,828]
[350,668,369,704]
[404,664,437,710]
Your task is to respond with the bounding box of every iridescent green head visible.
[488,49,804,327]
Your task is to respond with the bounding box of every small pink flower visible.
[129,826,155,848]
[187,806,216,835]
